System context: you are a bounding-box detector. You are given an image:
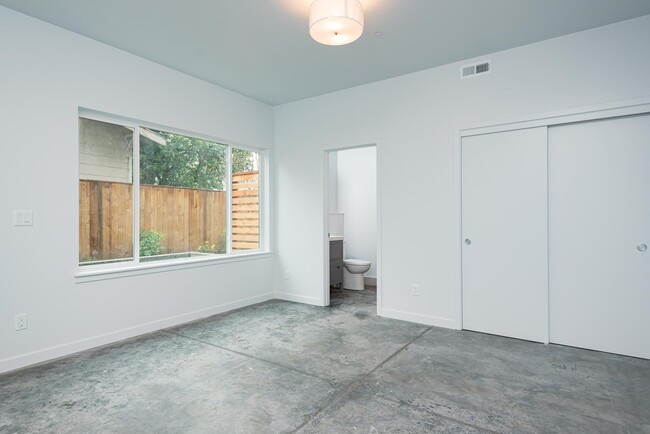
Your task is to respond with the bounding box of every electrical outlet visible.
[14,313,27,331]
[412,284,420,296]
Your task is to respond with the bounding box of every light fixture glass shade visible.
[309,0,364,46]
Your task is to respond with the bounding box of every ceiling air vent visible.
[461,60,491,79]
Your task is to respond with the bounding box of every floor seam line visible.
[351,326,497,433]
[292,326,434,433]
[163,330,336,386]
[375,394,499,434]
[360,326,501,432]
[367,326,433,376]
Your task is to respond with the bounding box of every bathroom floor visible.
[330,284,376,308]
[1,289,649,432]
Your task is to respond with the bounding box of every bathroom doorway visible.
[324,145,379,310]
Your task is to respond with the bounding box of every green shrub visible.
[196,229,226,254]
[140,230,165,256]
[196,239,225,254]
[196,241,216,253]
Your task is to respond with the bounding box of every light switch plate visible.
[13,210,33,226]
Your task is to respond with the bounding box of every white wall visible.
[0,7,274,373]
[337,147,377,278]
[274,15,650,322]
[327,152,339,213]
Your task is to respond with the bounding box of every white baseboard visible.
[379,307,457,329]
[274,292,324,306]
[0,292,274,375]
[1,294,458,374]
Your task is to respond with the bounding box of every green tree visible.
[232,148,258,174]
[140,130,227,190]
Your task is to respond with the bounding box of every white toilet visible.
[343,259,372,290]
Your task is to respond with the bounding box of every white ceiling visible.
[2,0,650,105]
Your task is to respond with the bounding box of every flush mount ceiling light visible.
[309,0,364,46]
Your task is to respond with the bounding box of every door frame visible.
[322,143,381,310]
[453,96,650,330]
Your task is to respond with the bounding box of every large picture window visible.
[79,115,263,269]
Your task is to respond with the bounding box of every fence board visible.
[233,181,259,190]
[232,172,258,181]
[232,234,259,242]
[232,197,257,205]
[233,207,259,212]
[231,227,259,235]
[233,222,259,228]
[232,189,259,198]
[233,241,259,249]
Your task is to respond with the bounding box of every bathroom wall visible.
[337,147,377,278]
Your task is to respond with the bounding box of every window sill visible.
[74,251,273,283]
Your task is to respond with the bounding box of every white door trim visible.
[322,142,381,311]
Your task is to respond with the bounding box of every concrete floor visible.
[1,287,649,433]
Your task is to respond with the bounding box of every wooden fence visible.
[139,184,227,255]
[232,171,260,250]
[79,180,135,261]
[79,171,259,261]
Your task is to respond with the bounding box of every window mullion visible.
[257,152,266,250]
[226,146,233,255]
[133,126,141,263]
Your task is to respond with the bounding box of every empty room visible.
[1,1,649,432]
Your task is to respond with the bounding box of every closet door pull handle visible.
[638,243,648,252]
[465,239,472,245]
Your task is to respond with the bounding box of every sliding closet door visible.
[549,114,650,359]
[462,127,548,343]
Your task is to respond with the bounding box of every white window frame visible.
[76,109,269,282]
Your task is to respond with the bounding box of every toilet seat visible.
[343,259,371,266]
